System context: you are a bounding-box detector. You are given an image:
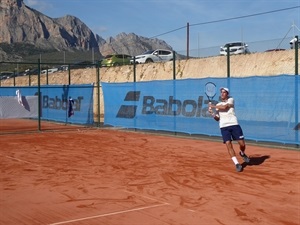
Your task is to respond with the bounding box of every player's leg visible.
[232,125,250,163]
[225,140,236,157]
[225,141,243,172]
[221,127,243,172]
[237,139,246,152]
[238,139,250,163]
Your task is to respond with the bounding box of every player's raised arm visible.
[208,107,220,121]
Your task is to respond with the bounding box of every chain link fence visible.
[177,36,295,58]
[0,37,299,145]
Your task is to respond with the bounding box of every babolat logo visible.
[42,95,83,111]
[117,91,210,118]
[117,91,141,118]
[142,96,204,117]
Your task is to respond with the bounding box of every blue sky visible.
[24,0,300,55]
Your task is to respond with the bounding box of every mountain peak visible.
[0,0,173,61]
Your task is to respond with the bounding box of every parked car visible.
[220,42,250,56]
[101,54,132,67]
[25,68,39,75]
[0,71,14,80]
[41,68,59,74]
[131,49,173,64]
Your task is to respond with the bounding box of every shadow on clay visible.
[242,155,270,168]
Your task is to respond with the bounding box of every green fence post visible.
[133,56,136,82]
[96,62,101,127]
[46,69,49,85]
[295,35,298,76]
[173,51,176,80]
[13,70,16,86]
[226,46,231,89]
[295,36,299,147]
[227,45,230,78]
[172,51,177,135]
[29,72,31,87]
[68,64,71,85]
[37,59,41,131]
[133,57,137,131]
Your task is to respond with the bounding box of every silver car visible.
[131,49,173,64]
[220,42,250,56]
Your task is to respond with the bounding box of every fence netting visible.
[0,84,94,133]
[102,74,299,145]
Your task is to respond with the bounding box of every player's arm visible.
[212,113,220,121]
[208,108,220,121]
[209,100,233,110]
[215,103,232,110]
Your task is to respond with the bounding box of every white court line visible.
[5,155,39,165]
[123,190,196,213]
[49,203,169,225]
[3,155,54,170]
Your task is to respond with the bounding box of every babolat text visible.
[42,95,83,111]
[142,96,207,117]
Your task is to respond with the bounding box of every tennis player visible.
[208,87,250,172]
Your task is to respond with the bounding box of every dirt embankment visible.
[1,50,298,87]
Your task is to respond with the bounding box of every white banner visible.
[0,96,38,118]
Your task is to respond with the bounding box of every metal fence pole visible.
[96,62,101,127]
[13,71,16,86]
[172,51,177,135]
[133,57,137,131]
[46,69,49,85]
[173,51,176,80]
[68,64,71,85]
[29,72,31,86]
[295,35,298,75]
[294,36,299,146]
[226,46,231,89]
[133,56,136,82]
[227,45,230,78]
[37,59,41,131]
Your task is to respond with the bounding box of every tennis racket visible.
[205,82,216,103]
[205,82,216,112]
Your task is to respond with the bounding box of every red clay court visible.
[0,123,299,225]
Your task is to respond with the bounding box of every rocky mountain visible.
[0,0,99,50]
[0,0,173,61]
[99,32,173,57]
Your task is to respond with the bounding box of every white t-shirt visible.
[216,97,238,128]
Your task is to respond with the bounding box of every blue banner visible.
[102,75,299,145]
[0,84,94,124]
